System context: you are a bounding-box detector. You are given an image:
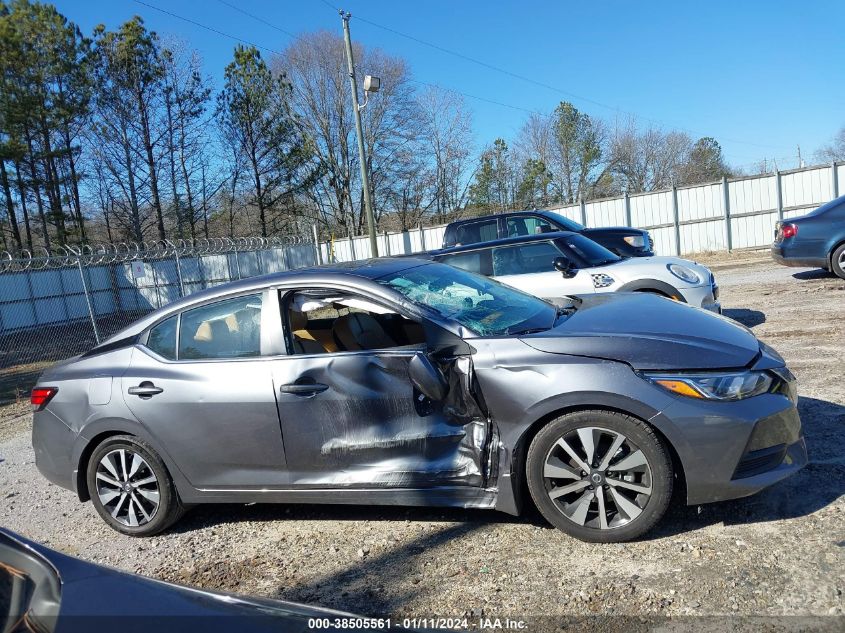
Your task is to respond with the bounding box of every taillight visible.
[780,223,798,239]
[31,387,58,411]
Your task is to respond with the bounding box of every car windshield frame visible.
[375,263,557,337]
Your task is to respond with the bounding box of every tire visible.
[525,410,673,543]
[831,243,845,280]
[86,435,184,537]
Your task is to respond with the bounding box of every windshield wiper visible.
[506,326,549,336]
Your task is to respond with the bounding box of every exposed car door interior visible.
[491,240,597,299]
[121,291,290,489]
[270,288,490,489]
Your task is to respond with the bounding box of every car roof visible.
[93,257,434,346]
[430,230,578,255]
[447,210,564,226]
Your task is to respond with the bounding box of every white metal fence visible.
[320,161,844,261]
[0,238,317,392]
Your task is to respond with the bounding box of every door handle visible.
[128,382,164,399]
[279,382,329,396]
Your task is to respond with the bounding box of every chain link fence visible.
[0,236,318,402]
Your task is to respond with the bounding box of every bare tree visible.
[418,87,474,221]
[609,119,692,192]
[275,31,419,237]
[815,126,845,162]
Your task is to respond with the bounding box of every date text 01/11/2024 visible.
[307,617,528,630]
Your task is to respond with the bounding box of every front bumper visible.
[654,371,806,506]
[676,283,721,313]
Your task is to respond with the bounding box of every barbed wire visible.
[0,235,312,273]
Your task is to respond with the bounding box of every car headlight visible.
[667,263,701,284]
[623,235,645,248]
[643,371,774,401]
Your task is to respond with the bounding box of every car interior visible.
[491,241,562,276]
[454,219,498,245]
[178,295,263,359]
[284,290,426,355]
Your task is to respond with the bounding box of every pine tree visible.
[217,45,315,237]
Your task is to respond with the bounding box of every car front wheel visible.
[86,435,184,536]
[831,243,845,279]
[526,410,673,542]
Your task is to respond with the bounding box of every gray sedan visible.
[31,259,806,542]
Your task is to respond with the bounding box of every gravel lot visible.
[1,250,843,624]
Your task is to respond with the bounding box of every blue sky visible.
[54,0,844,171]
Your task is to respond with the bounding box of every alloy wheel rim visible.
[95,449,160,527]
[543,426,653,530]
[838,250,845,268]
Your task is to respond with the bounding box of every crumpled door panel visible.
[272,351,489,488]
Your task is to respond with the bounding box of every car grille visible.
[732,444,788,479]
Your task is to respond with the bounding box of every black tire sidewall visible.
[86,435,179,537]
[831,244,845,279]
[526,410,673,543]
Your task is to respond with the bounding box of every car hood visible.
[601,255,712,283]
[520,293,759,370]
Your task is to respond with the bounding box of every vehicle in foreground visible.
[441,209,653,257]
[32,259,805,542]
[429,231,720,312]
[0,528,359,632]
[771,194,845,279]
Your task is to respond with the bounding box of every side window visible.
[146,316,177,360]
[285,290,425,355]
[455,219,498,245]
[492,241,563,276]
[436,250,492,276]
[507,216,553,237]
[178,294,263,360]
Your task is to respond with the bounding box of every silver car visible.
[31,259,806,542]
[430,232,720,312]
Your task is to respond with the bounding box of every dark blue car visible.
[771,194,845,279]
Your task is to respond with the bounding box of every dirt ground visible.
[1,249,843,626]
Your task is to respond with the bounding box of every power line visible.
[316,2,789,151]
[135,0,550,118]
[132,0,284,55]
[213,0,297,39]
[132,0,784,166]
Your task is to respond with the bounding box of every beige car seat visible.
[289,310,325,354]
[332,312,397,351]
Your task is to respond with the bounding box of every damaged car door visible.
[270,288,489,489]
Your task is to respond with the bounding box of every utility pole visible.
[340,10,379,258]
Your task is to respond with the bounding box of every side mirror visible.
[408,353,448,401]
[553,257,578,279]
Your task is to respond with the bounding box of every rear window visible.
[805,195,845,217]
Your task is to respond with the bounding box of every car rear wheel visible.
[526,410,673,542]
[831,243,845,279]
[86,435,184,536]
